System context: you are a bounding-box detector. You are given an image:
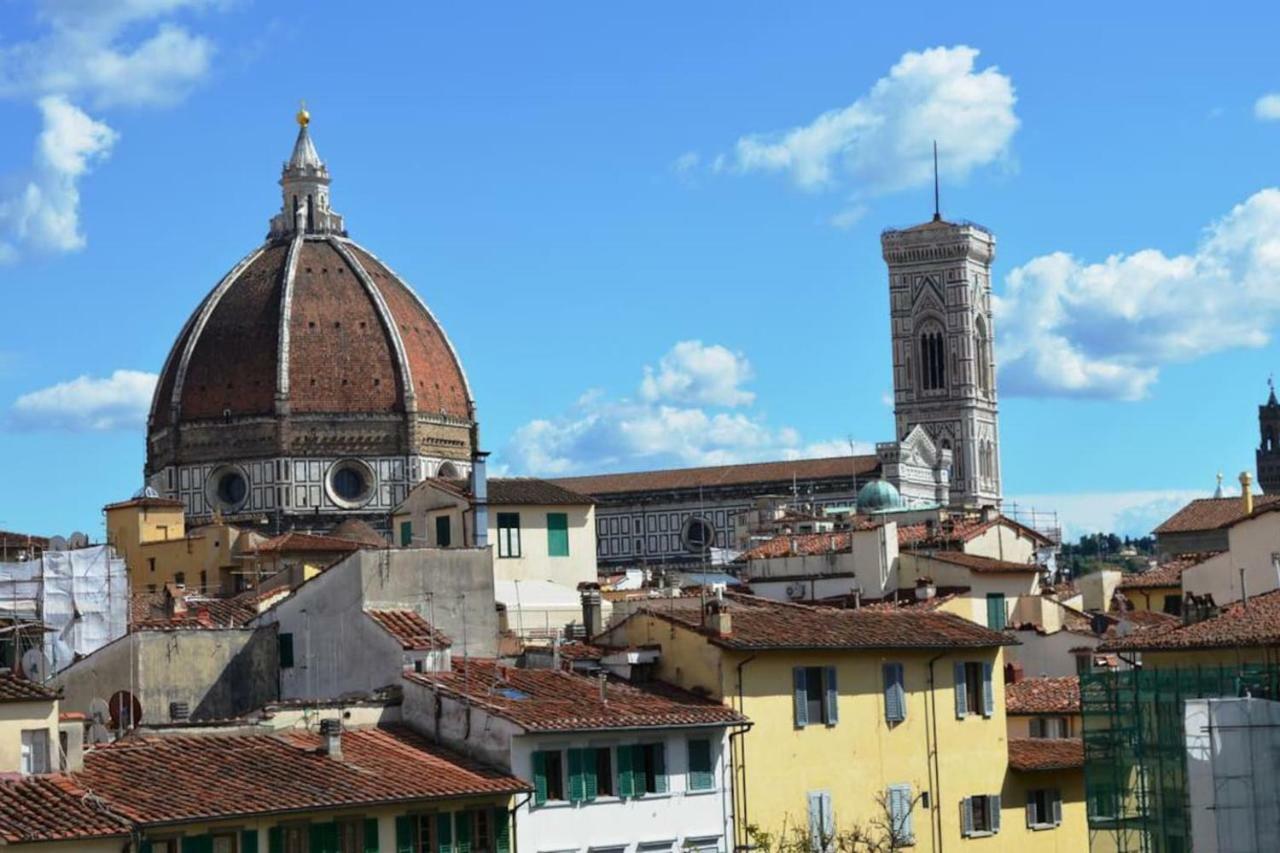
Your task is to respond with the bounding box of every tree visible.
[742,789,922,853]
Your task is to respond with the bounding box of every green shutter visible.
[688,738,713,790]
[364,817,379,852]
[395,816,414,853]
[400,520,413,546]
[616,743,635,797]
[986,594,1006,630]
[140,843,154,853]
[455,811,471,853]
[241,830,259,853]
[532,750,548,805]
[268,827,283,853]
[437,813,454,853]
[632,744,648,794]
[567,748,586,804]
[278,633,294,668]
[494,806,511,853]
[583,747,598,801]
[652,743,668,794]
[183,836,213,853]
[547,513,569,557]
[309,822,337,853]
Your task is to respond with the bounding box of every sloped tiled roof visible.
[1006,677,1080,715]
[130,588,264,630]
[735,524,882,562]
[918,551,1039,574]
[1153,496,1280,534]
[250,531,375,554]
[0,777,129,843]
[0,672,57,703]
[1100,589,1280,652]
[1117,552,1220,590]
[1007,738,1084,771]
[634,593,1014,651]
[366,609,451,650]
[73,725,526,825]
[897,515,1053,548]
[405,658,744,732]
[550,455,879,496]
[407,477,595,508]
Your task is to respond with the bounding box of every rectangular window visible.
[882,663,906,723]
[471,809,492,853]
[638,742,667,793]
[793,666,839,727]
[413,814,437,853]
[887,784,914,845]
[400,520,413,547]
[497,513,521,558]
[1089,783,1118,820]
[284,826,308,853]
[955,661,991,717]
[435,515,452,548]
[547,513,570,557]
[337,818,363,853]
[1163,594,1183,616]
[961,794,1001,836]
[688,738,714,791]
[148,557,156,573]
[1026,788,1062,828]
[533,749,565,804]
[211,834,237,853]
[986,593,1007,630]
[595,747,614,797]
[278,632,295,668]
[20,729,48,775]
[1029,716,1070,739]
[174,571,186,586]
[807,791,834,853]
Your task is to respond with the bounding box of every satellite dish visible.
[19,648,50,683]
[107,690,142,731]
[48,535,68,552]
[87,698,113,744]
[67,531,89,550]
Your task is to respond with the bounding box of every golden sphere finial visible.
[296,99,310,128]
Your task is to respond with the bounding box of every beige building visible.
[0,673,61,776]
[105,494,249,594]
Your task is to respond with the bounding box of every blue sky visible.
[3,1,1280,540]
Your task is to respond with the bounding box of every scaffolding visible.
[1082,664,1280,853]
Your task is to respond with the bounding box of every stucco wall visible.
[1183,514,1280,605]
[899,553,1039,628]
[965,524,1041,564]
[52,628,278,724]
[490,504,596,588]
[1007,628,1093,679]
[743,524,898,600]
[0,698,57,774]
[255,548,497,701]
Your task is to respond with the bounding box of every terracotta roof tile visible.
[635,592,1014,651]
[1007,738,1084,771]
[250,531,376,554]
[1153,496,1280,534]
[550,455,879,497]
[0,776,129,843]
[1006,677,1080,714]
[73,724,525,825]
[406,658,744,732]
[366,609,451,650]
[1100,588,1280,652]
[897,515,1053,548]
[919,551,1039,574]
[0,672,57,703]
[1117,552,1220,590]
[411,477,595,507]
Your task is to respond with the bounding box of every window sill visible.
[684,787,718,797]
[963,831,996,839]
[1029,823,1060,831]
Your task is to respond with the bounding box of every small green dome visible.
[857,479,903,513]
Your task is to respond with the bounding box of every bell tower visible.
[880,212,1001,508]
[1257,379,1280,494]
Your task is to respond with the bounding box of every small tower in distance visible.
[1257,378,1280,494]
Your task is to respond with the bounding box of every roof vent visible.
[169,701,190,722]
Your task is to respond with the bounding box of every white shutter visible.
[1052,790,1062,826]
[954,663,968,719]
[990,794,1002,832]
[961,797,973,837]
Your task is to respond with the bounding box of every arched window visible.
[918,325,947,392]
[307,193,315,232]
[975,316,992,395]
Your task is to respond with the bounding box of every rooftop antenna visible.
[932,141,941,222]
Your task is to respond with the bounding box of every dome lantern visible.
[268,109,346,240]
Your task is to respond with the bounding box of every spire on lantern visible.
[268,104,346,240]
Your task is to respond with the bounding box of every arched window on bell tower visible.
[975,316,993,396]
[918,323,947,393]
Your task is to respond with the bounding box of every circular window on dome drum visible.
[206,465,249,513]
[325,459,377,509]
[682,516,717,554]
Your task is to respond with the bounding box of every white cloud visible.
[0,0,225,260]
[1255,93,1280,121]
[672,151,699,173]
[0,96,118,256]
[503,342,865,476]
[10,369,157,431]
[997,188,1280,400]
[1008,489,1207,541]
[717,46,1017,196]
[639,340,755,407]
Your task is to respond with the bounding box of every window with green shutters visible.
[687,738,714,791]
[437,812,454,853]
[547,513,569,557]
[241,829,258,853]
[986,593,1007,630]
[566,747,601,803]
[181,836,212,853]
[532,749,565,805]
[612,743,667,797]
[399,520,413,547]
[435,515,451,548]
[454,807,471,853]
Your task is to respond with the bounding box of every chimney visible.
[915,577,937,601]
[1003,661,1024,685]
[1241,471,1254,515]
[194,606,212,628]
[319,718,343,759]
[580,588,603,638]
[704,599,732,637]
[471,450,490,548]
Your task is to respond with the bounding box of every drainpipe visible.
[509,791,533,853]
[732,654,757,852]
[926,652,947,853]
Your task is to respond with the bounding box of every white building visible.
[402,657,743,853]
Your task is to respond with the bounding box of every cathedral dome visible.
[145,114,475,530]
[856,479,902,513]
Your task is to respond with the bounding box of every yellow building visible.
[1115,552,1217,616]
[600,593,1086,851]
[104,495,245,594]
[0,721,526,852]
[0,673,62,776]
